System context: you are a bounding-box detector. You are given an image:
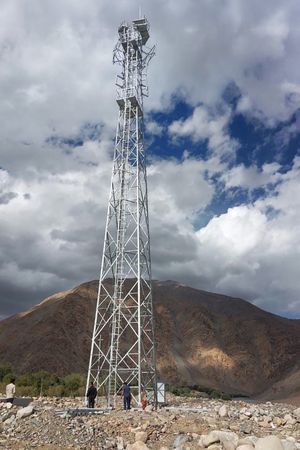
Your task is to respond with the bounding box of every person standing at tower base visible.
[6,378,15,404]
[86,382,97,408]
[122,382,131,410]
[141,389,148,410]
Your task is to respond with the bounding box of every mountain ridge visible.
[0,279,299,402]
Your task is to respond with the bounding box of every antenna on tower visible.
[86,16,157,410]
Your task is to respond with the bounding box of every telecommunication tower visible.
[86,17,156,408]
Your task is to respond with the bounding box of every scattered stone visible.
[173,433,188,448]
[205,416,218,426]
[130,426,142,432]
[117,436,124,450]
[258,419,270,428]
[4,402,13,409]
[208,446,223,450]
[274,417,283,426]
[283,414,296,426]
[240,422,253,434]
[293,408,300,419]
[219,404,228,418]
[4,414,15,425]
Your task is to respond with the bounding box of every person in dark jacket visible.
[86,382,97,408]
[122,382,131,410]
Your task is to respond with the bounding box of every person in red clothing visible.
[141,389,148,410]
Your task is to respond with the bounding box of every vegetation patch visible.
[166,383,232,400]
[0,362,85,397]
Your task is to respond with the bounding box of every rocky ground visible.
[0,395,300,449]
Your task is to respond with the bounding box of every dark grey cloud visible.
[0,191,18,204]
[0,275,77,317]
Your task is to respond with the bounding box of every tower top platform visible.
[132,18,150,45]
[118,17,150,45]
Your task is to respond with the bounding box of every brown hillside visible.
[0,280,299,398]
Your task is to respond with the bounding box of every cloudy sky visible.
[1,0,300,318]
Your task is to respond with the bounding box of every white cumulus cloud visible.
[0,0,300,318]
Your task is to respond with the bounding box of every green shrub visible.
[16,385,36,397]
[14,370,61,396]
[210,389,222,399]
[0,362,13,382]
[181,387,191,396]
[31,371,60,394]
[63,373,85,397]
[16,373,34,387]
[47,385,65,397]
[189,384,213,395]
[0,364,233,400]
[168,385,180,396]
[220,392,232,401]
[0,381,6,396]
[2,374,16,384]
[0,362,88,397]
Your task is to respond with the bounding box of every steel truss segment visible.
[86,16,156,408]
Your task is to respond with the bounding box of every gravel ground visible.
[0,395,300,449]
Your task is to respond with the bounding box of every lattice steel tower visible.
[86,17,156,408]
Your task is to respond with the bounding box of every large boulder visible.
[201,431,220,447]
[293,407,300,419]
[127,443,149,450]
[134,431,148,443]
[281,441,296,450]
[238,437,257,447]
[216,431,239,447]
[201,430,238,448]
[255,436,283,450]
[223,441,236,450]
[16,404,34,419]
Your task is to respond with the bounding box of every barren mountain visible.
[0,280,299,399]
[257,364,300,405]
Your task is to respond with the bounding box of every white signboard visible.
[157,382,165,403]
